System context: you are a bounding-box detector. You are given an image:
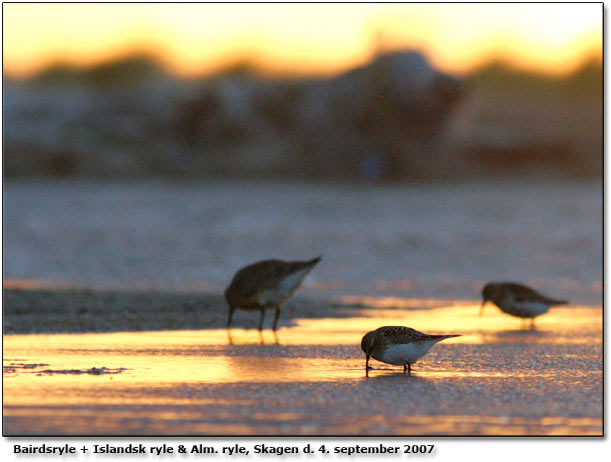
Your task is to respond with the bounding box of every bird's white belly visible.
[255,289,286,307]
[502,301,550,317]
[376,341,437,365]
[277,267,311,295]
[256,267,311,306]
[520,302,550,315]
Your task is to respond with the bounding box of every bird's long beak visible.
[479,301,486,316]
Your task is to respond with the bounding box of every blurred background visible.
[3,3,602,180]
[2,3,603,302]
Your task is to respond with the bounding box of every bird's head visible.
[480,283,499,316]
[360,331,376,355]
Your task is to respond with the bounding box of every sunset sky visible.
[2,3,602,78]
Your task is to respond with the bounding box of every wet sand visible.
[3,289,603,436]
[3,287,359,334]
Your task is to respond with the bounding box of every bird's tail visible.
[307,256,322,266]
[433,334,462,342]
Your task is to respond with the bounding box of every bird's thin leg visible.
[365,355,370,377]
[403,364,407,374]
[272,306,281,331]
[258,309,266,331]
[227,307,235,329]
[407,363,411,375]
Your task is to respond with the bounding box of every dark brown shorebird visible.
[360,326,461,376]
[225,257,321,331]
[480,282,568,327]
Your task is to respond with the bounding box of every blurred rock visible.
[165,50,466,180]
[3,51,601,180]
[295,51,465,179]
[449,59,603,179]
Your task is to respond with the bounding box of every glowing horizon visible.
[2,3,602,79]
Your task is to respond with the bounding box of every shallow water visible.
[3,302,602,436]
[3,180,603,435]
[2,179,602,303]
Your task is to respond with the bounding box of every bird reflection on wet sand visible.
[2,302,601,436]
[227,329,279,345]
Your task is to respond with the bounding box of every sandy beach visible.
[3,180,602,436]
[3,287,354,334]
[3,288,603,436]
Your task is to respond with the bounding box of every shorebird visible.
[480,282,568,326]
[360,326,461,376]
[225,257,321,331]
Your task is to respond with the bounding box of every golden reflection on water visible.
[4,305,600,384]
[298,302,601,345]
[3,356,364,406]
[3,301,602,435]
[375,415,603,436]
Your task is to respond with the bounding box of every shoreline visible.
[4,287,597,336]
[3,288,361,335]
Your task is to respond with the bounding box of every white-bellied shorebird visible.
[225,257,321,331]
[360,326,461,376]
[480,282,568,327]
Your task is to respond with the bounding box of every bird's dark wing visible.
[376,326,437,344]
[507,283,568,305]
[228,258,319,296]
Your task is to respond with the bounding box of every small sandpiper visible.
[360,326,461,376]
[480,282,568,326]
[225,256,321,331]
